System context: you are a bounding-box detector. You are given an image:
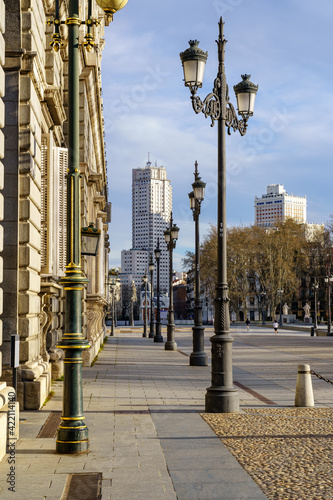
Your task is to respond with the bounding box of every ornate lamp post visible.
[109,269,118,336]
[154,239,163,342]
[130,280,136,327]
[260,291,266,325]
[164,213,180,350]
[149,255,155,338]
[277,289,284,326]
[325,275,333,335]
[188,162,208,366]
[142,270,148,337]
[180,18,258,412]
[312,282,319,331]
[49,0,127,454]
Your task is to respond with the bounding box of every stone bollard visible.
[295,364,314,407]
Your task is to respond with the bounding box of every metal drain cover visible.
[61,472,102,500]
[36,411,62,438]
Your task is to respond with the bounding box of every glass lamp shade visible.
[81,223,101,256]
[188,191,195,210]
[95,0,128,14]
[233,74,258,116]
[164,228,171,243]
[171,224,180,241]
[192,178,206,202]
[180,40,208,90]
[142,274,148,284]
[154,247,161,260]
[149,259,154,273]
[109,268,118,285]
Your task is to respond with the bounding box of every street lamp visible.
[164,213,180,350]
[81,223,101,256]
[312,282,319,331]
[260,291,266,325]
[154,240,163,342]
[130,280,136,327]
[180,18,258,413]
[142,270,148,338]
[109,269,118,336]
[277,289,284,326]
[49,0,127,454]
[149,254,155,338]
[324,275,333,335]
[188,161,208,366]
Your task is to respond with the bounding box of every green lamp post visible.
[49,0,127,455]
[180,18,258,413]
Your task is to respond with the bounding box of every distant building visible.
[121,156,173,293]
[255,184,306,227]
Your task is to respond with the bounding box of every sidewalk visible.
[0,327,332,499]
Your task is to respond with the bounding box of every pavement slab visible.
[0,326,332,499]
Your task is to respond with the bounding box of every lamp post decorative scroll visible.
[180,17,258,413]
[164,213,180,351]
[188,162,208,366]
[49,0,127,454]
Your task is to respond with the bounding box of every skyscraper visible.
[121,156,172,292]
[254,184,307,227]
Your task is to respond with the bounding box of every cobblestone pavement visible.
[203,407,333,500]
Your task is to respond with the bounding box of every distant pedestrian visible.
[273,321,279,334]
[245,318,250,331]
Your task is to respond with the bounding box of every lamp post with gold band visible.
[49,0,127,455]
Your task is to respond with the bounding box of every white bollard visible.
[295,364,314,407]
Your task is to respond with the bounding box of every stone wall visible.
[0,1,110,411]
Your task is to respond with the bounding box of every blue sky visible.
[101,0,333,271]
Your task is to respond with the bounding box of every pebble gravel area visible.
[202,408,333,500]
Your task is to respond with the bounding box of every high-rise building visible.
[121,157,172,292]
[254,184,307,227]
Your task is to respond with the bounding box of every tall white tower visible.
[122,156,172,292]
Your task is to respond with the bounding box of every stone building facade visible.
[0,0,111,419]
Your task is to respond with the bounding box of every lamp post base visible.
[154,322,163,342]
[165,340,177,350]
[165,323,177,350]
[190,351,208,366]
[142,332,148,338]
[149,325,155,338]
[56,422,89,454]
[205,387,239,413]
[190,325,208,366]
